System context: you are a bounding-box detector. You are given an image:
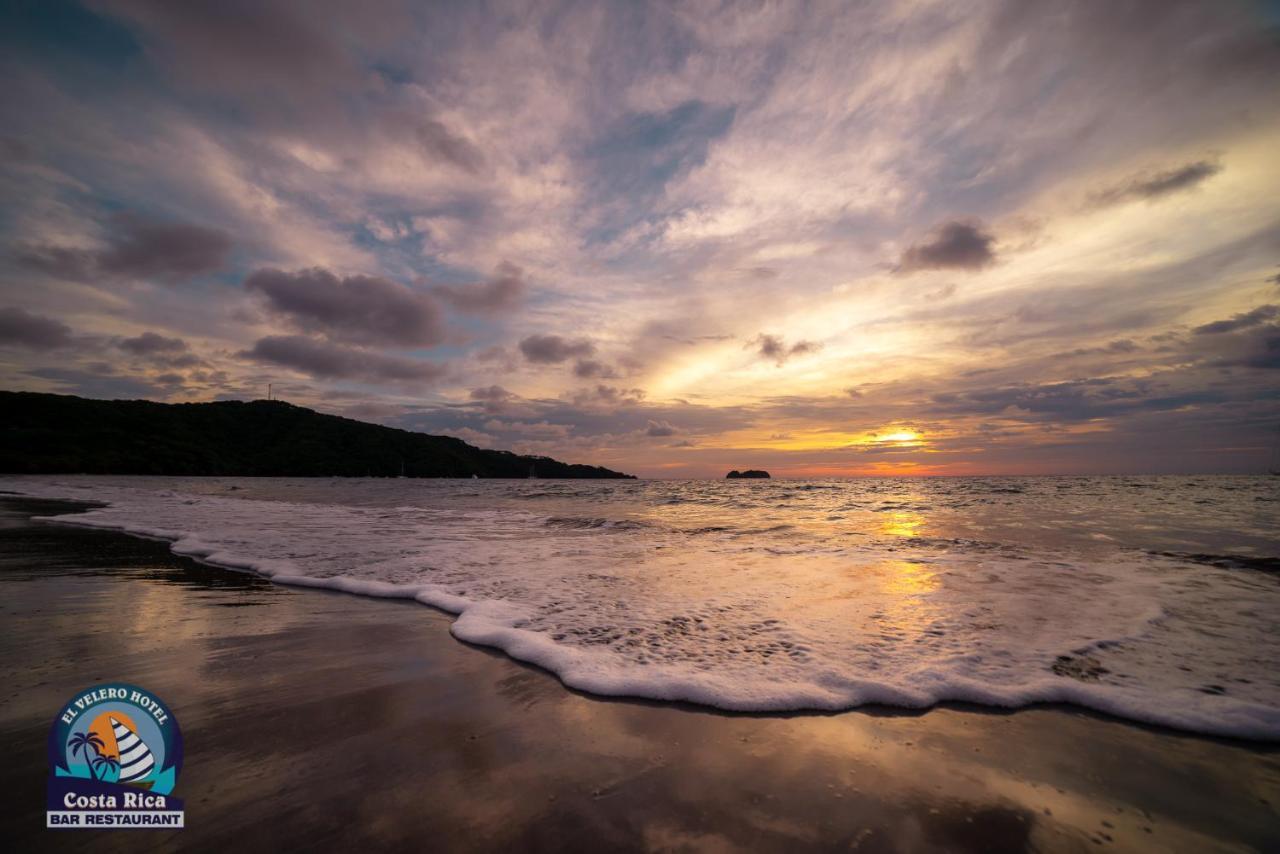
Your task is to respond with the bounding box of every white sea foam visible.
[6,476,1280,740]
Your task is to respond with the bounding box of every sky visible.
[1,0,1278,478]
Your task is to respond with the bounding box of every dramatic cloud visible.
[17,214,231,284]
[246,268,444,347]
[747,334,822,366]
[1090,160,1223,207]
[519,334,596,364]
[117,331,189,356]
[2,1,1278,474]
[241,335,446,384]
[0,307,74,350]
[897,221,997,273]
[1193,304,1278,335]
[431,262,526,315]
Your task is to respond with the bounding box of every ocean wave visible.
[543,516,654,531]
[6,475,1280,741]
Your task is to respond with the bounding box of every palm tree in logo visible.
[93,753,121,782]
[68,730,105,780]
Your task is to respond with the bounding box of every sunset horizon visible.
[2,1,1277,480]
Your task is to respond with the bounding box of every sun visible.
[877,430,921,444]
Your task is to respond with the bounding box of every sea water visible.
[5,475,1278,739]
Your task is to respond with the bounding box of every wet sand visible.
[1,497,1277,853]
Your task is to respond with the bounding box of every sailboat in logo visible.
[109,716,156,785]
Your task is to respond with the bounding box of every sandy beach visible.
[2,496,1277,853]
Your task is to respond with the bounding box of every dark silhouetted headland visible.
[0,391,634,478]
[726,469,770,478]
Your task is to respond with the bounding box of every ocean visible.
[5,475,1277,740]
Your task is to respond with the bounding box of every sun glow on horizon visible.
[875,430,921,445]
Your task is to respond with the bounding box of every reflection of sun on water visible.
[877,559,940,596]
[881,510,924,538]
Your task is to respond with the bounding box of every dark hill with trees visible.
[0,391,634,479]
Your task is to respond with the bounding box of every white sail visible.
[109,716,155,784]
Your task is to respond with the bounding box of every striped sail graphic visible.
[110,717,155,784]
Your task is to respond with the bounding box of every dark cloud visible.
[573,359,618,379]
[1193,304,1278,335]
[97,214,233,281]
[431,262,526,315]
[469,384,517,414]
[1090,160,1222,207]
[117,331,188,355]
[470,385,515,403]
[928,377,1227,423]
[897,221,996,273]
[246,267,444,347]
[0,307,75,350]
[747,334,822,366]
[1199,320,1280,371]
[13,246,96,281]
[188,369,230,386]
[91,0,366,101]
[17,213,232,284]
[415,119,485,174]
[569,385,646,407]
[1238,327,1280,370]
[153,372,186,387]
[241,335,447,383]
[645,419,677,437]
[519,334,596,364]
[116,331,204,368]
[1060,338,1142,358]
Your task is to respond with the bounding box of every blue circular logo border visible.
[48,682,183,791]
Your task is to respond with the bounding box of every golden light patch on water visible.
[880,510,925,539]
[875,558,940,596]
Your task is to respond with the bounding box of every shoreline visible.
[2,496,1278,850]
[9,482,1278,741]
[17,495,1278,745]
